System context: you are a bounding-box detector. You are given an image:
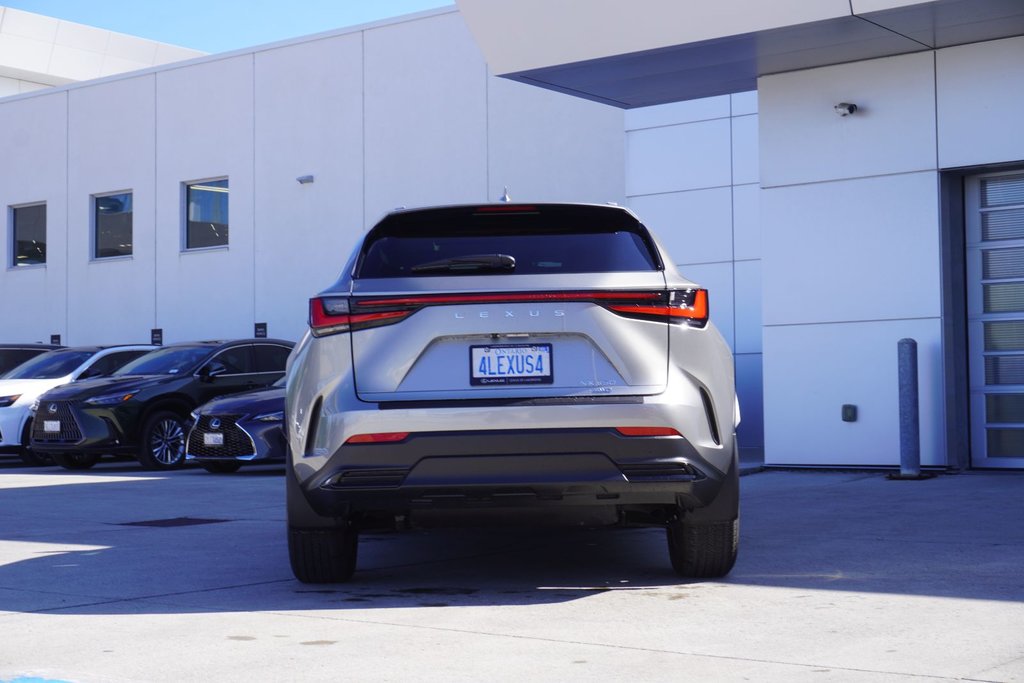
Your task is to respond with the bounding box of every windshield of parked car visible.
[357,205,660,278]
[5,350,95,380]
[114,346,212,376]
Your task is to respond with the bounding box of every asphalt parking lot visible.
[1,459,1022,683]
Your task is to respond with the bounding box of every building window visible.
[94,192,133,258]
[11,203,46,267]
[185,178,229,249]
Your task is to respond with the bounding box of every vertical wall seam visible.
[729,96,737,357]
[933,50,940,172]
[485,63,490,201]
[361,30,366,233]
[153,74,159,332]
[64,91,70,342]
[252,52,257,333]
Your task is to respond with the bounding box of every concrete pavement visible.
[0,460,1022,682]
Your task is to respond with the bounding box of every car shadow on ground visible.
[1,465,1023,617]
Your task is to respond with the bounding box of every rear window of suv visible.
[356,205,660,278]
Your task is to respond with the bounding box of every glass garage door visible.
[968,171,1024,468]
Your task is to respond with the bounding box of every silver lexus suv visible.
[286,203,739,582]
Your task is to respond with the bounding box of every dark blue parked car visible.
[185,378,285,473]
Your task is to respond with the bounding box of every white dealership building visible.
[2,1,1023,471]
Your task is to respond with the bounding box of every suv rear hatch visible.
[311,204,707,402]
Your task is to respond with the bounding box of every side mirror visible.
[199,362,228,382]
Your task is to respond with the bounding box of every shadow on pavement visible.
[0,464,1022,616]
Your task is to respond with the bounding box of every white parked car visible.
[0,345,156,465]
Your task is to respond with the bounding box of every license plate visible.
[470,344,553,385]
[204,433,224,446]
[44,420,61,433]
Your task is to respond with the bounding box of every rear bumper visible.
[296,428,736,524]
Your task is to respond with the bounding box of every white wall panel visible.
[155,55,254,343]
[0,92,67,344]
[731,90,757,116]
[254,35,364,343]
[762,172,940,326]
[734,260,762,354]
[733,183,760,261]
[626,118,732,196]
[488,76,624,205]
[0,75,18,97]
[731,114,759,186]
[764,318,943,466]
[364,13,488,220]
[629,188,732,265]
[67,75,156,345]
[624,96,729,130]
[936,36,1024,169]
[759,51,937,188]
[678,262,734,352]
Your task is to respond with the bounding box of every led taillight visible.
[345,432,410,444]
[615,427,682,437]
[607,288,708,327]
[309,297,411,337]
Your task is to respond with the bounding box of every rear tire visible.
[288,525,358,583]
[52,453,100,470]
[666,517,738,578]
[137,410,187,470]
[201,461,242,474]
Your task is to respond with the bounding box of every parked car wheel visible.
[138,410,187,470]
[288,525,358,584]
[201,461,242,474]
[666,517,738,578]
[52,452,100,470]
[18,420,50,467]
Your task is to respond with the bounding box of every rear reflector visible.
[615,427,682,437]
[345,432,410,444]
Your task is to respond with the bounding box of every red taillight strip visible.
[615,427,682,437]
[355,291,661,308]
[345,432,410,444]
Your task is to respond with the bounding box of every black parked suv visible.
[32,339,293,470]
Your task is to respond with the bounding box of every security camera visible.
[834,102,858,117]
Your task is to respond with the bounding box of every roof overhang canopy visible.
[456,0,1024,108]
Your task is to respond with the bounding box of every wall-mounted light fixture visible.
[834,102,858,117]
[296,175,315,184]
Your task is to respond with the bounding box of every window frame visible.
[8,201,47,269]
[91,190,134,261]
[182,176,230,252]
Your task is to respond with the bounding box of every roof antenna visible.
[500,186,511,203]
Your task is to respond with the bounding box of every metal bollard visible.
[897,338,920,477]
[890,338,932,480]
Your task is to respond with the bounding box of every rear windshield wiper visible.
[411,253,516,273]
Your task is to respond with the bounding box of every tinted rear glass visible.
[357,206,660,278]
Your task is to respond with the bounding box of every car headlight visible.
[253,410,284,422]
[0,394,21,408]
[85,392,136,406]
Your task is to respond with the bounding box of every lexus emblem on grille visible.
[47,403,58,414]
[210,418,221,430]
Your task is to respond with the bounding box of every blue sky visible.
[2,0,455,53]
